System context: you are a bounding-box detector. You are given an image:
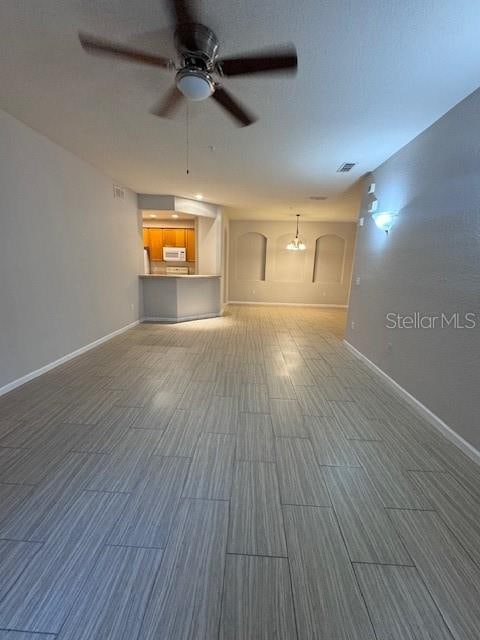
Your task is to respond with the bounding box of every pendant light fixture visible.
[286,214,306,251]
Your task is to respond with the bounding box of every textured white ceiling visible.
[1,0,479,220]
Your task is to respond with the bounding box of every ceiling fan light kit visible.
[176,68,214,101]
[78,0,298,127]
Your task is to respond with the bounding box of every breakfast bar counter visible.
[139,274,222,322]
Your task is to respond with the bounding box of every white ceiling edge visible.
[224,179,365,222]
[227,219,358,227]
[226,216,359,223]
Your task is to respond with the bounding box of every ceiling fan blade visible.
[166,0,197,25]
[166,0,202,52]
[79,33,173,69]
[212,86,257,127]
[150,86,184,118]
[217,45,297,77]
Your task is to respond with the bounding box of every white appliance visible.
[143,248,150,274]
[163,247,186,261]
[166,266,189,275]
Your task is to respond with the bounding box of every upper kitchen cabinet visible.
[162,229,176,247]
[163,228,186,247]
[143,226,195,261]
[186,228,196,262]
[148,228,164,261]
[175,228,186,247]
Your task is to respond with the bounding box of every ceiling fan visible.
[79,0,298,127]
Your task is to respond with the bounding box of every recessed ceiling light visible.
[149,214,156,218]
[195,194,203,200]
[171,214,179,219]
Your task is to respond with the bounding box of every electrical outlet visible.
[359,217,364,227]
[351,321,355,330]
[356,276,361,286]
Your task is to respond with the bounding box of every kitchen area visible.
[138,194,223,323]
[143,217,196,276]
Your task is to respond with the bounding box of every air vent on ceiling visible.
[309,195,328,201]
[113,184,125,200]
[337,162,356,173]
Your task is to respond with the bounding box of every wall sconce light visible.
[372,211,396,233]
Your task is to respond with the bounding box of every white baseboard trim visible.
[0,320,140,398]
[142,311,222,323]
[343,340,480,465]
[228,301,348,308]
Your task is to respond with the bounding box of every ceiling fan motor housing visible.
[174,23,219,67]
[174,23,218,101]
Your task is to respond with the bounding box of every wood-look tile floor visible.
[0,305,479,639]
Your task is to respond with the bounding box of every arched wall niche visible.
[274,233,306,282]
[313,234,346,283]
[236,232,267,281]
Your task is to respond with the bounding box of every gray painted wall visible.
[0,109,142,389]
[141,277,221,320]
[229,220,356,305]
[198,214,223,276]
[347,88,480,450]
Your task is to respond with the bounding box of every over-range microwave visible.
[163,247,186,261]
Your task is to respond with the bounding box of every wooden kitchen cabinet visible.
[162,229,177,247]
[142,228,150,248]
[148,228,164,260]
[175,228,186,247]
[186,228,196,262]
[143,226,195,261]
[162,228,186,247]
